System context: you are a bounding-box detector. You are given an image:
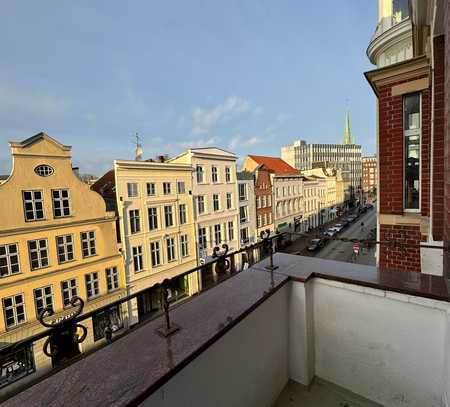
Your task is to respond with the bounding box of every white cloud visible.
[227,134,263,151]
[187,96,261,135]
[165,136,219,153]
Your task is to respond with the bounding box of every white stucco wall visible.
[143,277,450,407]
[143,285,289,407]
[311,278,448,407]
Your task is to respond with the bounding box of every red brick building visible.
[366,0,448,274]
[362,156,377,195]
[253,164,274,236]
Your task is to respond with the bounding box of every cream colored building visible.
[303,167,343,223]
[169,148,240,262]
[0,133,125,392]
[272,175,304,233]
[302,177,322,231]
[94,160,198,324]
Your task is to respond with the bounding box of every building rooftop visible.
[247,155,299,175]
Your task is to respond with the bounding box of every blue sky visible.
[0,1,377,175]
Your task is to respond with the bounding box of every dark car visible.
[307,238,324,251]
[366,203,374,210]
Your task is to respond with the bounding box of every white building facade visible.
[237,172,257,246]
[169,148,240,262]
[273,175,304,233]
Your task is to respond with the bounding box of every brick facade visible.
[432,35,445,241]
[254,166,273,233]
[444,0,450,274]
[379,224,422,272]
[378,75,431,217]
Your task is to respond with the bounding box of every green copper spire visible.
[343,111,353,145]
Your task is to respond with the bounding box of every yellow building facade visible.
[112,160,198,324]
[0,133,125,392]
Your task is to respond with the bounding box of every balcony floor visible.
[273,378,384,407]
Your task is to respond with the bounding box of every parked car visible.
[333,223,344,232]
[323,228,337,237]
[366,203,374,210]
[307,238,324,252]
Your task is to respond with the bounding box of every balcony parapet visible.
[3,253,450,407]
[367,18,413,66]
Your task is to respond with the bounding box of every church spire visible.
[343,111,353,144]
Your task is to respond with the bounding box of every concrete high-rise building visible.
[281,114,362,194]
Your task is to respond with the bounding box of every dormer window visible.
[34,165,54,177]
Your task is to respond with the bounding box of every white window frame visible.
[212,166,219,183]
[214,224,221,245]
[177,181,186,194]
[148,207,158,230]
[23,190,44,221]
[28,239,49,270]
[61,279,78,307]
[106,267,119,292]
[163,182,171,195]
[213,194,220,212]
[127,183,139,198]
[179,204,187,225]
[0,243,20,277]
[164,205,174,227]
[226,192,232,209]
[132,246,144,272]
[166,237,176,262]
[225,167,231,182]
[81,231,96,257]
[34,285,53,317]
[146,182,156,196]
[228,221,234,241]
[3,294,26,329]
[180,234,189,257]
[150,241,161,266]
[197,196,205,215]
[56,234,74,264]
[403,92,422,213]
[198,227,207,250]
[129,209,141,234]
[85,272,100,299]
[52,189,71,218]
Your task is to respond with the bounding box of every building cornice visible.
[364,55,430,96]
[0,215,116,237]
[114,160,193,172]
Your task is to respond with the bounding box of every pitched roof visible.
[9,132,71,150]
[247,155,299,175]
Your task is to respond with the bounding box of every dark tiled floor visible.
[273,378,385,407]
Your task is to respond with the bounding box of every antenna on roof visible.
[132,132,143,161]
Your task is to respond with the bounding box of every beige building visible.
[362,156,377,194]
[0,133,125,391]
[303,167,344,223]
[169,148,240,262]
[93,160,198,324]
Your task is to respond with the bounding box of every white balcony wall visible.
[310,278,448,407]
[143,284,289,407]
[142,277,450,407]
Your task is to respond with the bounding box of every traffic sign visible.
[353,243,360,254]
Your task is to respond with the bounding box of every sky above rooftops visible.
[0,1,377,175]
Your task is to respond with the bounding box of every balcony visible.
[367,16,413,67]
[2,248,450,407]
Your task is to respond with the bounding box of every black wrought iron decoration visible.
[260,230,278,272]
[39,296,87,366]
[212,243,230,274]
[155,279,180,337]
